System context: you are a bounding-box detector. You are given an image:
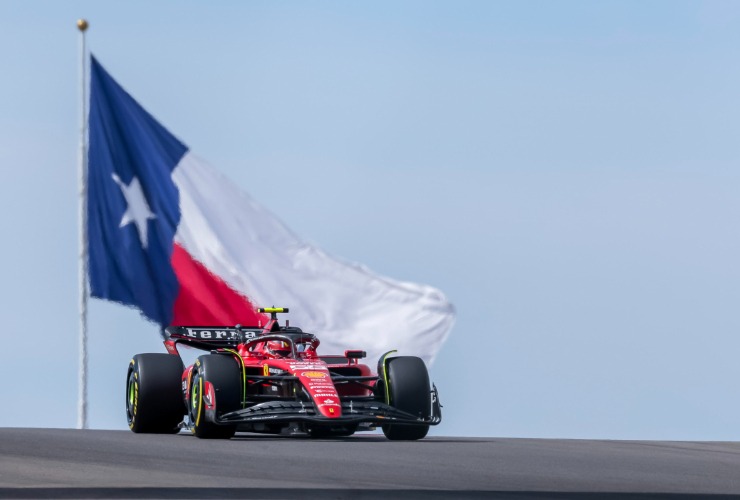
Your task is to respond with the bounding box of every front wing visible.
[215,386,442,428]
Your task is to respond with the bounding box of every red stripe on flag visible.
[171,243,266,326]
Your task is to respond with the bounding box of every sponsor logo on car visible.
[183,328,257,340]
[288,363,326,371]
[317,397,341,409]
[301,371,327,379]
[308,383,335,390]
[308,385,335,392]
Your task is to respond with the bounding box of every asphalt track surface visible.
[2,429,740,499]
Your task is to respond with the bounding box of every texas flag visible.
[87,56,454,364]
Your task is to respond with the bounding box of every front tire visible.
[126,354,184,433]
[381,356,431,441]
[189,354,241,439]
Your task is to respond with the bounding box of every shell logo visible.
[301,371,327,379]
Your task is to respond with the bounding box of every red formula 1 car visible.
[126,308,441,440]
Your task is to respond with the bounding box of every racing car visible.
[126,307,441,440]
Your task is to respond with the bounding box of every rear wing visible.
[164,326,263,351]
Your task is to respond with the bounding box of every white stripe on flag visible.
[172,152,455,365]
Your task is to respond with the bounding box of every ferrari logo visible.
[263,364,269,376]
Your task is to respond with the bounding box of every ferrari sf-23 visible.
[126,308,441,440]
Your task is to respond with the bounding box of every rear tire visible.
[189,354,240,439]
[126,354,184,433]
[381,356,431,441]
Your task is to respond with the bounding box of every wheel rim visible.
[128,377,134,406]
[190,374,203,428]
[126,370,136,426]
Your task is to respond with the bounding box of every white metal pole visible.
[77,18,89,430]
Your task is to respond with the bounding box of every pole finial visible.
[77,19,89,32]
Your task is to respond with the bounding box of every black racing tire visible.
[126,353,184,434]
[381,356,431,441]
[189,354,241,439]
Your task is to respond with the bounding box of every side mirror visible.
[345,350,367,359]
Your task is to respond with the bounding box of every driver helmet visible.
[266,340,290,357]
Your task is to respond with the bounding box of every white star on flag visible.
[112,173,156,248]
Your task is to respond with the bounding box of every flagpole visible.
[77,18,89,430]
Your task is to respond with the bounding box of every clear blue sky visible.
[2,1,739,439]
